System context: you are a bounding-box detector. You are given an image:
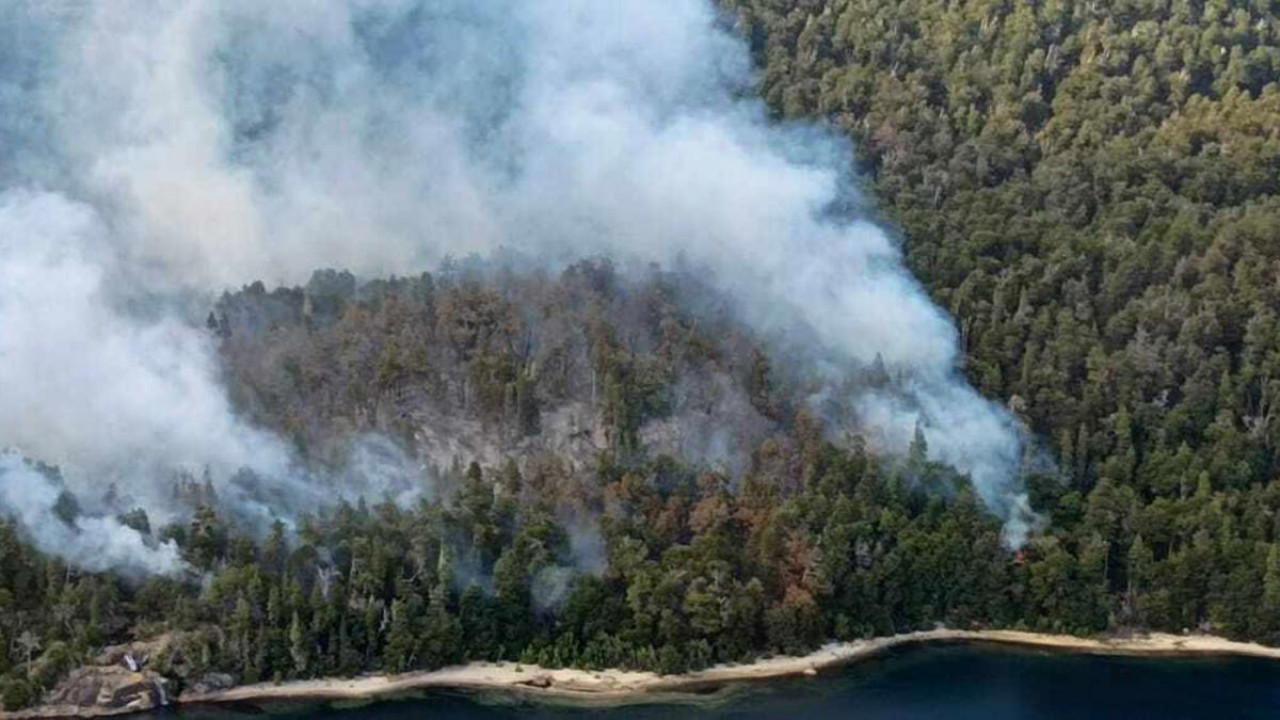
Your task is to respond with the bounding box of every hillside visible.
[725,0,1280,638]
[6,0,1280,712]
[4,255,1280,710]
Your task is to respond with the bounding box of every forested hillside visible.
[7,0,1280,711]
[2,265,1022,707]
[724,0,1280,635]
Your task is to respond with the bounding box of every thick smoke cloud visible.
[0,0,1038,571]
[0,190,426,560]
[0,191,291,484]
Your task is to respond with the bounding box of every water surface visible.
[164,644,1280,720]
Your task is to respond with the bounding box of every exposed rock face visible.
[15,667,171,718]
[409,402,606,476]
[184,673,235,696]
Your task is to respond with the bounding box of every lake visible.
[161,644,1280,720]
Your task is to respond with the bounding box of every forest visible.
[7,0,1280,709]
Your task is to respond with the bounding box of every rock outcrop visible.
[2,667,171,719]
[183,673,235,696]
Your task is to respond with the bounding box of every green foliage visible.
[721,0,1280,645]
[1,678,35,711]
[14,7,1280,686]
[725,0,1280,497]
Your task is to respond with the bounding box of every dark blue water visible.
[166,644,1280,720]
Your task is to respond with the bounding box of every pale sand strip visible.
[8,629,1278,718]
[175,629,1280,706]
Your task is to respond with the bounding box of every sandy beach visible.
[175,628,1280,707]
[7,627,1280,718]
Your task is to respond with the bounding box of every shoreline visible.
[178,629,1280,706]
[9,629,1280,718]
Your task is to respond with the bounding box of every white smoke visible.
[0,191,292,485]
[0,452,185,576]
[0,191,429,569]
[0,0,1038,572]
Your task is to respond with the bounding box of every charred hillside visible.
[212,260,800,484]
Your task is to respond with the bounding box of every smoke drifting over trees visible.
[0,0,1036,573]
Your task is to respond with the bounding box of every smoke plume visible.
[0,452,186,576]
[0,0,1037,572]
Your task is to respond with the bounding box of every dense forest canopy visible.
[7,0,1280,710]
[723,0,1280,628]
[723,0,1280,490]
